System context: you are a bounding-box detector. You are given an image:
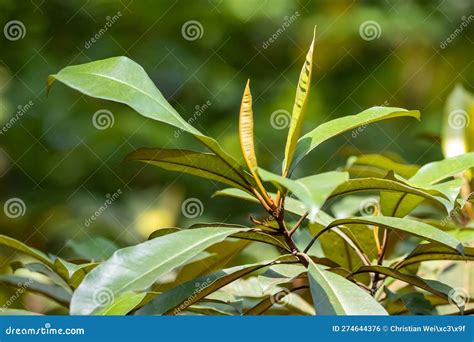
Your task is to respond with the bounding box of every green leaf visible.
[292,107,420,170]
[94,291,147,315]
[307,259,388,315]
[346,154,419,179]
[65,237,119,261]
[331,177,449,211]
[380,178,462,217]
[282,28,316,175]
[125,148,251,191]
[325,216,464,254]
[138,255,295,315]
[409,152,474,185]
[353,266,460,308]
[309,223,374,272]
[0,235,53,268]
[258,168,349,220]
[70,227,249,315]
[0,275,71,306]
[172,239,250,285]
[380,155,468,217]
[48,57,244,178]
[10,261,70,291]
[53,258,97,289]
[395,243,474,269]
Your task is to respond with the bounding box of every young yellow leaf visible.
[282,28,316,176]
[239,80,270,202]
[239,80,258,173]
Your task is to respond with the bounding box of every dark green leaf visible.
[307,259,387,315]
[126,148,251,191]
[138,255,296,315]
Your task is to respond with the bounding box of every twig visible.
[288,212,309,236]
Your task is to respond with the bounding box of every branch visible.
[288,211,309,236]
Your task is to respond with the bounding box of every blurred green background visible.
[0,0,473,272]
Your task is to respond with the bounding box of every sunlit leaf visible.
[381,153,474,217]
[331,177,449,212]
[70,227,250,315]
[346,154,419,179]
[238,80,266,194]
[94,291,147,315]
[48,57,245,179]
[410,152,474,185]
[282,28,316,175]
[292,107,420,170]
